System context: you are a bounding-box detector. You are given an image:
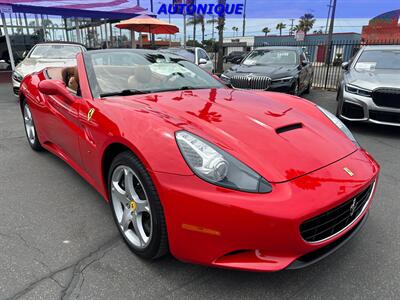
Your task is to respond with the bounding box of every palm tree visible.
[232,26,239,37]
[262,27,271,37]
[276,22,286,36]
[187,15,205,43]
[216,0,226,74]
[298,13,316,34]
[207,16,218,40]
[197,15,205,43]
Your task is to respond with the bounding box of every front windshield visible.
[355,49,400,70]
[84,50,223,98]
[242,49,298,66]
[30,44,82,59]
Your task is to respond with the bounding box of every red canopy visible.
[115,15,179,34]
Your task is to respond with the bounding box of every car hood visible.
[15,58,76,77]
[347,68,400,90]
[118,89,357,183]
[227,64,297,80]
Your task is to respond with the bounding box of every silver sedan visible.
[337,45,400,126]
[12,42,86,96]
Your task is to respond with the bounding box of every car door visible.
[197,48,214,73]
[44,83,82,165]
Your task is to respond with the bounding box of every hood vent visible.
[276,123,302,134]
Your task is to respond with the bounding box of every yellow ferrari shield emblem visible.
[344,167,354,177]
[87,108,95,121]
[129,201,137,211]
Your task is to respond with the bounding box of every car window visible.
[355,49,400,70]
[84,50,223,98]
[160,49,195,62]
[29,45,82,59]
[197,49,209,61]
[243,49,298,66]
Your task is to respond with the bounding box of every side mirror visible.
[301,61,308,67]
[22,51,28,59]
[342,62,350,70]
[199,58,207,65]
[38,80,75,102]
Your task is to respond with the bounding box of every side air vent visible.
[276,123,302,134]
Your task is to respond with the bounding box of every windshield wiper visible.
[100,89,151,97]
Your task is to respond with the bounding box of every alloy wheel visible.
[23,104,36,145]
[111,165,152,249]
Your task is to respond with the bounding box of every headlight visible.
[12,71,23,82]
[175,131,272,193]
[220,73,231,83]
[272,76,294,83]
[345,84,371,97]
[317,106,359,147]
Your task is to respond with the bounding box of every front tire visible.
[108,151,168,259]
[22,101,43,151]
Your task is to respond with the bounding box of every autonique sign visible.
[157,1,244,16]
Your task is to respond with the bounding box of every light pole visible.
[325,0,333,34]
[242,0,247,36]
[326,0,337,64]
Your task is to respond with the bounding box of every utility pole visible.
[289,18,295,35]
[325,0,337,64]
[183,10,187,48]
[136,0,142,48]
[324,0,337,88]
[242,0,247,36]
[211,15,215,40]
[150,0,155,48]
[325,0,333,34]
[192,0,197,44]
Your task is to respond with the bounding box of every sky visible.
[151,0,399,18]
[3,0,398,41]
[144,0,399,40]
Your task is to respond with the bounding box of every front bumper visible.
[150,149,379,272]
[338,88,400,126]
[269,81,293,93]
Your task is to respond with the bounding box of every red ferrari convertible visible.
[19,49,379,271]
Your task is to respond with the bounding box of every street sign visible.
[0,5,12,14]
[295,30,305,41]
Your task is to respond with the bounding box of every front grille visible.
[13,87,19,96]
[300,182,375,243]
[369,110,400,124]
[230,75,271,90]
[342,102,364,119]
[372,88,400,109]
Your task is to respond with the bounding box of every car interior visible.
[46,66,80,95]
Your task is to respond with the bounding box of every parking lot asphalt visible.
[0,82,399,300]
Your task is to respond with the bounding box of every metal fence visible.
[227,39,400,90]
